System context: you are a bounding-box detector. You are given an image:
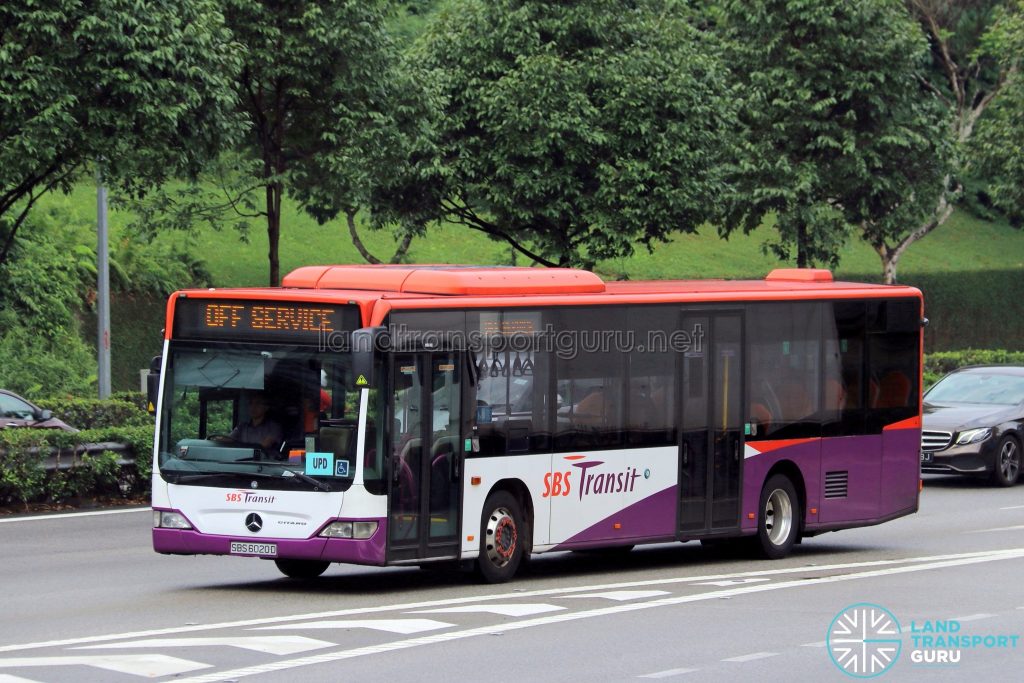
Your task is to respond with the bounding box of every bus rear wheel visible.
[275,559,330,579]
[756,474,799,559]
[478,491,527,583]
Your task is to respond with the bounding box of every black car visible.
[0,389,77,432]
[921,366,1024,486]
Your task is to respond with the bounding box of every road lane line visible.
[948,613,996,623]
[999,505,1024,510]
[3,548,1022,653]
[722,652,778,662]
[637,667,699,678]
[965,525,1024,533]
[561,590,671,601]
[74,636,334,655]
[255,619,454,635]
[0,654,208,678]
[0,508,148,524]
[166,548,1024,683]
[800,641,827,648]
[409,604,564,617]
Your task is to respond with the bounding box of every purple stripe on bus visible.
[551,485,678,550]
[152,517,388,565]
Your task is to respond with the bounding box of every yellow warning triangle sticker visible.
[355,374,368,386]
[147,401,155,413]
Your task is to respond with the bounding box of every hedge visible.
[0,395,153,509]
[923,349,1024,389]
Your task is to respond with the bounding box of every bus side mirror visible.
[351,327,388,389]
[147,355,161,414]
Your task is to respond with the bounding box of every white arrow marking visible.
[0,654,208,678]
[75,635,334,656]
[560,590,670,602]
[255,619,452,635]
[412,604,564,617]
[692,578,769,587]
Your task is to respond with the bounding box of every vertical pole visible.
[97,169,111,399]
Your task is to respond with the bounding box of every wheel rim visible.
[1000,440,1020,481]
[764,488,793,546]
[485,506,518,568]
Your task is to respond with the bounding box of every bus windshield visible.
[158,344,383,491]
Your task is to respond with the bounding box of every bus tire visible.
[275,559,330,579]
[478,490,527,583]
[756,474,799,559]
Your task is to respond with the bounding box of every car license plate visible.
[230,541,277,556]
[920,452,933,464]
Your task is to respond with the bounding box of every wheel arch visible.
[485,478,534,553]
[762,459,807,535]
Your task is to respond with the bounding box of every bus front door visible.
[386,353,463,564]
[678,312,744,536]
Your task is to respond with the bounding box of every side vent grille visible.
[824,471,849,499]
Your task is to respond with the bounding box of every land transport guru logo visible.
[827,602,1020,677]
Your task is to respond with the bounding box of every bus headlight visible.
[154,510,192,529]
[955,428,992,446]
[319,521,378,539]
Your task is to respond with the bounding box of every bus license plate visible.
[230,542,277,556]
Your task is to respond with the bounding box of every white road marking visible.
[637,667,699,678]
[0,654,208,678]
[411,604,564,617]
[167,548,1024,683]
[692,578,769,587]
[965,525,1024,533]
[75,636,334,656]
[0,675,44,682]
[948,613,996,623]
[800,641,827,648]
[254,619,453,635]
[722,652,778,663]
[561,590,671,602]
[0,507,148,524]
[3,548,1022,654]
[999,505,1024,510]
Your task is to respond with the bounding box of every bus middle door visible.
[387,353,463,564]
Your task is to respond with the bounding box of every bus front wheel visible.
[275,559,330,579]
[478,491,527,583]
[756,474,799,559]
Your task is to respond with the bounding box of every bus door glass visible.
[387,353,462,561]
[679,312,743,535]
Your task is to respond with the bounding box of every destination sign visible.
[173,299,358,344]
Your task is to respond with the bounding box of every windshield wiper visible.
[282,469,332,492]
[163,471,231,485]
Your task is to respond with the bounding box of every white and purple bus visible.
[151,265,923,582]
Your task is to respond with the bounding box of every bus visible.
[150,265,923,582]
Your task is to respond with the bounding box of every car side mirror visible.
[36,409,52,421]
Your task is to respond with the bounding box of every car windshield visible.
[925,371,1024,405]
[158,344,383,491]
[0,393,36,419]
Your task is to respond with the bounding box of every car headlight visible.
[955,428,992,446]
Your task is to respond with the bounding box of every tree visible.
[861,0,1023,283]
[129,0,411,286]
[717,0,945,272]
[970,1,1024,223]
[407,0,735,269]
[0,0,240,266]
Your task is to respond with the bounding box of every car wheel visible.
[477,490,528,583]
[275,559,330,579]
[989,435,1021,487]
[755,474,799,559]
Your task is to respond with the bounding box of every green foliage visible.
[410,0,735,268]
[717,0,946,269]
[35,397,152,430]
[924,349,1024,388]
[0,0,242,262]
[0,422,154,507]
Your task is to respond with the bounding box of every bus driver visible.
[227,391,282,451]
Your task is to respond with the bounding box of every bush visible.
[36,396,152,430]
[923,349,1024,389]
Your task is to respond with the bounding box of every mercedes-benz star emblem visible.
[245,513,263,533]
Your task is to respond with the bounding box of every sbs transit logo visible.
[827,603,902,678]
